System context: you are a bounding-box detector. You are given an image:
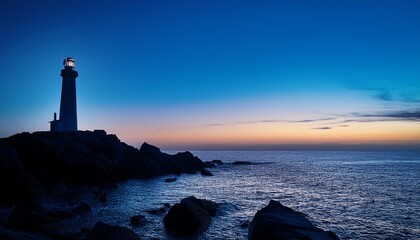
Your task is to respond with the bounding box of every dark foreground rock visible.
[0,226,52,240]
[85,221,140,240]
[249,200,339,240]
[164,196,218,236]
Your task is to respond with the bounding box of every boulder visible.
[200,169,214,176]
[163,196,217,236]
[249,200,339,240]
[85,221,140,240]
[145,207,166,215]
[130,215,146,226]
[211,160,224,165]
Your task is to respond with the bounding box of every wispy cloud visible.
[312,127,331,130]
[156,117,337,130]
[374,91,393,101]
[350,87,420,103]
[156,110,420,131]
[353,110,420,121]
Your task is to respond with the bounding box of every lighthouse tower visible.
[50,57,78,132]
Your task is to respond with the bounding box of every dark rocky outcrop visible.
[163,196,218,236]
[85,221,140,240]
[249,200,339,240]
[0,130,205,202]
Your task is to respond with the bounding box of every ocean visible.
[45,150,420,239]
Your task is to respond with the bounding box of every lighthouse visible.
[50,57,78,132]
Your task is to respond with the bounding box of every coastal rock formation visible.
[163,196,218,236]
[0,130,205,202]
[249,200,339,240]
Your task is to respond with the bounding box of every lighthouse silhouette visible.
[50,57,78,132]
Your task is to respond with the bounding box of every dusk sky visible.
[1,0,419,150]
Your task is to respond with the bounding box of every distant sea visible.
[46,151,420,239]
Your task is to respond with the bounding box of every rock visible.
[0,225,53,240]
[73,203,91,214]
[0,131,205,188]
[130,215,146,226]
[240,220,250,228]
[164,178,177,183]
[145,207,166,215]
[200,169,214,176]
[85,221,140,240]
[0,143,44,203]
[211,160,224,165]
[203,162,216,168]
[232,161,253,165]
[248,200,339,240]
[163,196,218,236]
[7,205,54,231]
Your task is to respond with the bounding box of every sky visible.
[0,0,419,150]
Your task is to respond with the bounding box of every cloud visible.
[350,86,420,104]
[353,110,420,121]
[312,127,331,130]
[156,117,337,130]
[374,91,393,101]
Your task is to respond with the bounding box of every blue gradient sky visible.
[1,0,419,149]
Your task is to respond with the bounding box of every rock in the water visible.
[200,168,213,176]
[130,215,146,226]
[85,221,140,240]
[164,178,177,183]
[145,207,166,215]
[163,196,218,236]
[203,162,216,168]
[211,160,224,165]
[232,161,253,165]
[249,200,339,240]
[240,220,250,228]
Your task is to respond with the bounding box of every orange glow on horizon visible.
[113,120,420,148]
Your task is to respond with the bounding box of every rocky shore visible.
[0,130,339,239]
